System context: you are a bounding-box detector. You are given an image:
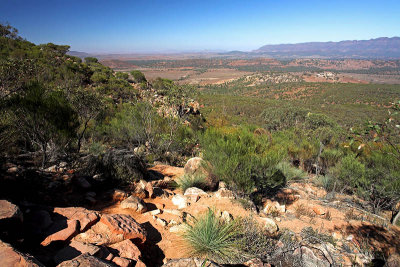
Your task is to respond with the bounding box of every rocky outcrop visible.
[172,194,188,209]
[100,214,147,243]
[54,241,100,264]
[0,200,23,222]
[0,240,44,266]
[109,239,141,261]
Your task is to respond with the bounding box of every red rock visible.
[145,182,154,198]
[312,206,325,215]
[0,199,23,222]
[0,240,44,266]
[112,257,132,267]
[100,214,146,243]
[53,207,99,231]
[57,253,113,267]
[109,240,141,260]
[73,221,124,245]
[135,259,146,267]
[41,220,79,246]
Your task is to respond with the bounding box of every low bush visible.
[276,161,307,181]
[200,127,286,194]
[183,208,241,264]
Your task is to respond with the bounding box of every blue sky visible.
[1,0,400,53]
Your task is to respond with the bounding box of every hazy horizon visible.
[2,0,400,53]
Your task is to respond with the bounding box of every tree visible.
[85,57,98,64]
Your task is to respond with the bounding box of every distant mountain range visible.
[69,37,400,60]
[252,37,400,59]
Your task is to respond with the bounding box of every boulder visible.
[184,187,208,197]
[214,188,235,199]
[53,207,100,232]
[120,196,147,213]
[0,199,23,223]
[184,157,217,190]
[172,194,188,209]
[109,239,141,261]
[260,218,278,234]
[145,182,154,198]
[293,246,330,267]
[41,220,80,246]
[100,214,146,243]
[0,240,44,266]
[162,258,220,267]
[57,253,113,267]
[54,241,100,264]
[263,200,285,215]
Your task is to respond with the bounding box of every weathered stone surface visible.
[292,246,330,267]
[41,220,80,246]
[184,187,207,197]
[0,240,44,266]
[74,221,126,246]
[100,214,146,243]
[214,188,235,199]
[162,258,219,267]
[112,256,132,267]
[172,194,187,209]
[220,211,233,222]
[244,258,271,267]
[145,182,154,198]
[57,253,113,267]
[260,218,278,234]
[109,239,141,261]
[169,224,187,233]
[53,207,100,231]
[263,200,285,215]
[386,254,400,267]
[120,196,147,213]
[54,241,100,264]
[0,200,23,222]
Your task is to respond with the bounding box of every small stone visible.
[120,196,147,213]
[260,218,278,234]
[156,217,168,227]
[163,209,183,216]
[346,234,354,241]
[214,188,235,199]
[6,167,18,173]
[145,182,154,198]
[111,189,128,202]
[218,181,227,189]
[109,239,141,261]
[169,224,187,233]
[312,206,325,215]
[149,209,161,216]
[221,211,233,222]
[172,194,187,209]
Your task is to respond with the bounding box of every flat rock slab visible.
[41,220,79,246]
[100,214,147,243]
[57,253,113,267]
[0,240,44,266]
[53,207,99,232]
[109,239,141,261]
[0,200,23,222]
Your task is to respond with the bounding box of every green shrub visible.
[183,208,241,264]
[177,174,208,192]
[305,113,337,130]
[200,127,285,194]
[331,154,367,194]
[262,106,308,131]
[130,70,147,83]
[276,161,307,181]
[320,148,343,170]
